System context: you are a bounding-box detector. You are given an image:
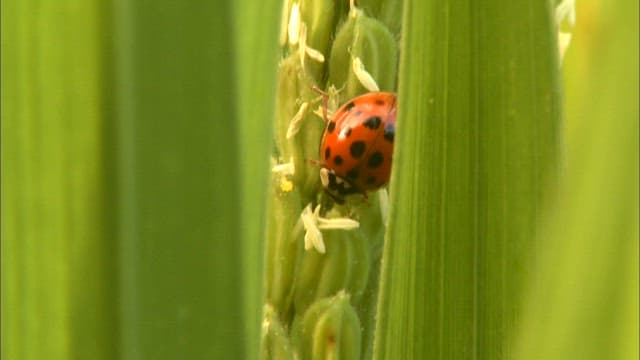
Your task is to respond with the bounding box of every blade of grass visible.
[1,0,116,358]
[232,1,281,358]
[113,1,244,358]
[374,0,561,358]
[514,0,639,358]
[2,2,70,358]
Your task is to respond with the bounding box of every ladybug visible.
[319,92,397,204]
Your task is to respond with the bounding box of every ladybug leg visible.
[310,85,327,96]
[324,189,346,205]
[311,85,330,122]
[358,191,370,206]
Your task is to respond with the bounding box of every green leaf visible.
[232,1,281,358]
[374,0,561,358]
[513,0,639,358]
[2,1,116,359]
[112,1,245,358]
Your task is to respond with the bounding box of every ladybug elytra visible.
[319,92,397,203]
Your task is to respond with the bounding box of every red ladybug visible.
[319,92,397,203]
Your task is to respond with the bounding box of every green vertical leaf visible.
[1,0,116,359]
[232,1,281,359]
[113,1,244,358]
[514,1,639,358]
[374,0,561,358]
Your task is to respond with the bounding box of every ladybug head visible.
[319,167,361,204]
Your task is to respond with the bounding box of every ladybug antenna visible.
[307,158,322,167]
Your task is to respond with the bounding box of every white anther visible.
[301,204,325,253]
[317,215,359,231]
[558,32,572,61]
[352,57,380,92]
[555,0,575,63]
[306,47,325,63]
[300,204,360,253]
[299,22,307,67]
[286,102,309,139]
[272,159,295,174]
[349,0,359,18]
[279,0,292,45]
[555,0,576,27]
[288,2,301,45]
[298,22,325,68]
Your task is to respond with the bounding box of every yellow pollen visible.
[280,176,294,192]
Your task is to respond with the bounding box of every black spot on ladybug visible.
[384,123,395,143]
[350,141,366,158]
[346,168,359,180]
[327,121,336,133]
[364,116,382,130]
[374,99,385,106]
[367,152,384,168]
[366,176,376,185]
[334,155,343,166]
[345,102,355,111]
[324,147,331,160]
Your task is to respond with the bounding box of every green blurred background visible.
[1,0,637,359]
